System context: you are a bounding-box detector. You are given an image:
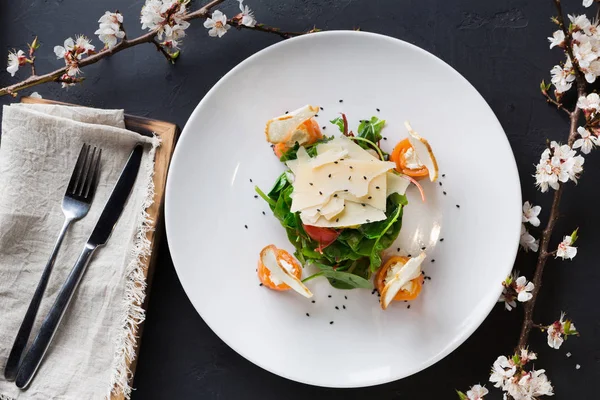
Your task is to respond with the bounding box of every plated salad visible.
[255,105,439,309]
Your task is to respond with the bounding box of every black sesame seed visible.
[372,289,376,294]
[259,283,263,286]
[368,196,372,199]
[245,225,248,229]
[431,259,435,263]
[407,305,411,309]
[322,126,326,129]
[328,174,332,178]
[376,186,380,189]
[285,111,289,114]
[440,238,444,242]
[383,137,388,140]
[330,321,334,324]
[335,306,339,310]
[306,313,310,317]
[439,182,442,186]
[339,99,343,103]
[348,176,352,180]
[249,178,253,183]
[312,300,316,303]
[309,182,314,186]
[421,246,426,250]
[349,166,353,169]
[333,194,338,197]
[328,295,332,298]
[404,300,408,302]
[336,218,339,222]
[334,161,338,164]
[456,204,460,208]
[361,203,366,207]
[397,247,401,252]
[443,191,447,195]
[377,293,380,297]
[376,108,380,112]
[344,296,348,300]
[254,195,258,198]
[363,176,367,180]
[317,209,321,212]
[442,174,446,177]
[343,305,346,309]
[262,211,266,215]
[408,254,412,257]
[315,114,319,117]
[320,106,324,110]
[319,191,323,195]
[344,189,349,192]
[366,219,370,222]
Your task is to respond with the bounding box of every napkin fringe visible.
[107,135,161,399]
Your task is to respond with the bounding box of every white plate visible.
[165,31,521,388]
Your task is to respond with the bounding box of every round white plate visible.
[165,31,521,388]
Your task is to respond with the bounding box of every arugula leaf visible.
[357,116,386,143]
[366,193,407,271]
[303,263,372,289]
[330,117,345,133]
[278,136,334,161]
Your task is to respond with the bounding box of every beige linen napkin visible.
[0,103,159,400]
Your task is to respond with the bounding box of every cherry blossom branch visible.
[0,0,310,97]
[541,85,570,115]
[517,0,584,350]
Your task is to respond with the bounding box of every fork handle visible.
[3,218,73,381]
[15,244,97,389]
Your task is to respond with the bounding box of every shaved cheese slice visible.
[386,172,410,197]
[321,196,345,220]
[380,252,426,309]
[260,246,313,298]
[337,173,387,211]
[310,148,348,168]
[285,146,310,175]
[310,201,386,228]
[405,121,439,182]
[317,136,377,161]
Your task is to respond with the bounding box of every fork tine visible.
[83,148,101,199]
[76,146,95,197]
[67,144,88,195]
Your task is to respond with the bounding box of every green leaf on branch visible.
[456,390,468,400]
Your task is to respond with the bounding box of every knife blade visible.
[15,144,144,389]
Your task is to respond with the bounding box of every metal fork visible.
[3,143,102,381]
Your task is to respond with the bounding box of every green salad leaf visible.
[278,136,333,162]
[330,117,345,133]
[357,116,386,144]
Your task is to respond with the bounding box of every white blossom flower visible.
[7,49,26,77]
[489,356,517,388]
[29,91,42,99]
[573,41,597,68]
[75,35,95,55]
[141,0,189,47]
[499,287,517,311]
[520,224,539,252]
[547,312,579,349]
[515,276,534,302]
[238,0,256,27]
[204,10,230,38]
[54,38,74,59]
[576,364,581,369]
[569,14,592,32]
[556,234,577,260]
[584,0,594,8]
[548,30,565,49]
[577,92,600,111]
[550,62,575,93]
[95,11,125,49]
[520,348,537,364]
[522,201,541,227]
[574,126,598,154]
[466,384,489,400]
[510,369,554,399]
[141,0,164,30]
[535,141,584,192]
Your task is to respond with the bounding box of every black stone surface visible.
[1,1,598,398]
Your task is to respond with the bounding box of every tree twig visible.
[542,90,571,115]
[517,0,585,349]
[0,0,309,97]
[229,20,311,39]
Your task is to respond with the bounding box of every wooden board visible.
[20,96,179,399]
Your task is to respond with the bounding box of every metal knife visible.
[14,144,144,389]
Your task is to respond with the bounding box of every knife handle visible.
[15,244,97,389]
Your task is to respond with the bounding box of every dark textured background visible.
[1,0,599,398]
